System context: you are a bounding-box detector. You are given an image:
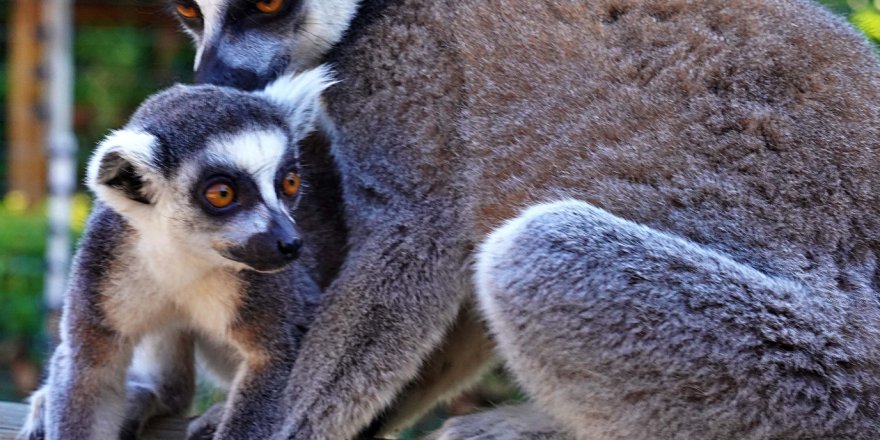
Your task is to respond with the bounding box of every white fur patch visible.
[87,130,159,218]
[192,1,225,70]
[128,327,186,386]
[260,65,336,139]
[86,130,156,191]
[18,386,48,439]
[102,234,243,340]
[261,65,335,109]
[302,0,361,57]
[204,129,290,209]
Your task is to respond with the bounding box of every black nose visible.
[277,238,303,260]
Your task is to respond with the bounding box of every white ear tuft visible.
[86,129,157,205]
[259,64,337,139]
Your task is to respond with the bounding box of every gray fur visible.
[428,404,572,440]
[125,86,290,176]
[188,0,880,438]
[19,68,334,440]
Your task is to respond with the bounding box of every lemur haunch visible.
[175,0,880,438]
[18,67,334,440]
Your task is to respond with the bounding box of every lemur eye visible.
[256,0,284,14]
[282,171,300,197]
[205,183,235,208]
[176,3,200,20]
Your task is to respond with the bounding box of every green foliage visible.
[75,27,156,140]
[0,194,89,399]
[72,26,194,185]
[0,205,47,398]
[818,0,880,43]
[852,7,880,40]
[0,205,46,339]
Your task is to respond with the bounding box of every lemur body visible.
[19,68,334,440]
[175,0,880,438]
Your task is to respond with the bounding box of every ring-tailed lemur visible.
[172,0,880,438]
[18,66,335,440]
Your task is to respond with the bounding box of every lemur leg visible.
[18,385,48,440]
[428,404,573,440]
[207,273,312,440]
[185,336,242,440]
[377,302,497,438]
[41,327,133,439]
[186,402,225,440]
[119,329,195,440]
[472,200,876,439]
[276,227,469,440]
[209,355,293,440]
[20,339,139,440]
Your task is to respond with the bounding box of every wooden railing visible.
[0,402,188,440]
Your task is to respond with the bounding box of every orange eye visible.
[282,171,300,197]
[256,0,284,14]
[176,3,200,19]
[205,183,235,208]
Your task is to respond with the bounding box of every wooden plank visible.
[7,0,46,207]
[0,401,28,440]
[0,401,188,440]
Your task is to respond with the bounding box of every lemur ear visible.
[259,64,337,140]
[87,130,157,205]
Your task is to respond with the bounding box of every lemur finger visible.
[186,403,225,440]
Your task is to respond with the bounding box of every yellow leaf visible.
[851,8,880,40]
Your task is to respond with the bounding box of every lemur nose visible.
[277,238,303,260]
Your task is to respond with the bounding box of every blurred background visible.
[0,0,876,436]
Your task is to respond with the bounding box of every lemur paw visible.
[427,406,572,440]
[272,417,315,440]
[16,386,48,440]
[186,403,224,440]
[118,382,163,440]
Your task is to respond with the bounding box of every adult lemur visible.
[173,0,880,438]
[18,67,334,440]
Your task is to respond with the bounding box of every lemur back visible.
[18,66,335,440]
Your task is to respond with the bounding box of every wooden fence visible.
[0,401,188,440]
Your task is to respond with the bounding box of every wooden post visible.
[7,0,45,207]
[42,0,77,340]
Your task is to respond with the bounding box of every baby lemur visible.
[18,66,334,440]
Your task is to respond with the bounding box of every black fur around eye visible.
[193,175,247,215]
[256,0,284,14]
[171,0,204,28]
[225,0,301,27]
[205,182,236,209]
[281,171,301,197]
[193,168,262,216]
[176,3,199,19]
[199,176,239,214]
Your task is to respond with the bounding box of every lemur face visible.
[87,67,334,272]
[169,0,358,90]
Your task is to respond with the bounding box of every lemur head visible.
[169,0,359,90]
[87,66,334,273]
